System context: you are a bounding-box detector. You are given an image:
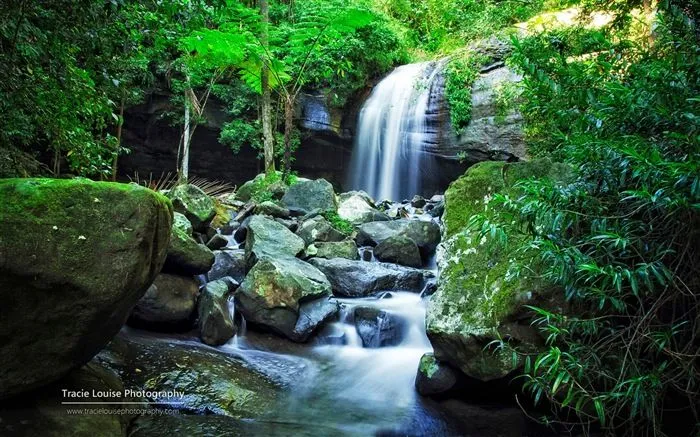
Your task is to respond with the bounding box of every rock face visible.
[296,215,346,245]
[128,273,199,331]
[166,184,215,231]
[236,257,337,342]
[415,353,457,396]
[337,191,389,225]
[163,222,215,275]
[308,258,429,297]
[245,215,305,267]
[356,219,441,260]
[354,307,403,348]
[0,178,172,399]
[198,278,237,346]
[373,234,422,268]
[281,179,337,215]
[426,160,571,381]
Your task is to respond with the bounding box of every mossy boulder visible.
[296,215,346,245]
[198,278,238,346]
[415,353,457,396]
[254,200,290,218]
[0,178,172,399]
[163,222,215,275]
[245,215,305,268]
[356,219,441,261]
[426,159,571,381]
[166,184,215,231]
[281,178,337,215]
[374,234,422,268]
[236,257,336,342]
[173,211,193,236]
[304,239,359,260]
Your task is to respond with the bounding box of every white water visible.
[348,61,446,202]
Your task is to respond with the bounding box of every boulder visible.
[198,278,238,346]
[236,257,336,342]
[173,211,193,236]
[206,234,229,250]
[415,353,457,396]
[128,273,199,331]
[410,195,427,208]
[166,184,215,231]
[356,219,441,260]
[163,224,215,275]
[354,306,403,347]
[373,234,422,268]
[0,178,171,399]
[296,215,346,245]
[427,160,572,381]
[337,191,389,225]
[281,179,336,215]
[304,239,359,260]
[254,201,290,218]
[208,249,246,283]
[308,258,429,297]
[245,215,305,268]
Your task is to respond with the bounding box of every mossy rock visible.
[427,160,571,381]
[0,178,172,398]
[166,184,215,231]
[244,215,305,268]
[304,239,359,260]
[163,223,215,275]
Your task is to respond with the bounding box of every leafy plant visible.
[323,210,354,235]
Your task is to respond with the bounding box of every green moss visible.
[419,354,440,379]
[322,210,353,235]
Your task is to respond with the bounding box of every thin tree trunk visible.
[111,93,125,181]
[282,95,294,180]
[260,0,275,175]
[181,89,190,183]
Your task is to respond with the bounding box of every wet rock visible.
[220,220,240,236]
[198,278,238,346]
[206,233,229,250]
[428,200,445,218]
[356,219,441,260]
[374,234,422,268]
[245,215,305,268]
[97,331,280,418]
[166,184,215,231]
[233,215,251,242]
[308,258,429,297]
[128,273,199,331]
[0,178,171,399]
[410,195,426,208]
[296,215,346,245]
[337,191,390,225]
[255,200,290,218]
[236,257,336,342]
[415,353,457,395]
[354,307,403,347]
[163,223,215,275]
[304,239,359,260]
[282,178,337,215]
[207,249,246,283]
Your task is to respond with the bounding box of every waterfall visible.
[348,60,447,202]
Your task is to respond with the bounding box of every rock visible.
[0,178,171,399]
[415,353,457,396]
[275,217,298,232]
[220,220,240,235]
[428,199,445,217]
[354,306,403,347]
[97,331,280,418]
[427,160,572,381]
[304,239,359,260]
[128,273,199,331]
[337,191,390,225]
[255,200,290,218]
[173,211,193,236]
[356,219,441,260]
[207,249,246,283]
[163,224,215,275]
[296,215,346,245]
[198,278,238,346]
[411,195,426,208]
[233,215,251,242]
[166,184,215,231]
[206,233,229,250]
[234,174,264,202]
[308,258,429,297]
[236,257,336,342]
[374,234,422,268]
[281,178,336,215]
[245,215,305,268]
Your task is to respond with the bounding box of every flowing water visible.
[348,60,447,202]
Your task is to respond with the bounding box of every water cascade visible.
[348,60,447,201]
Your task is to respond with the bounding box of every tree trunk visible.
[181,90,190,183]
[111,93,125,182]
[260,0,275,175]
[282,95,294,181]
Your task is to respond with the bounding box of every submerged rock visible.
[427,160,572,381]
[356,219,440,260]
[166,184,215,231]
[337,191,389,225]
[236,257,336,342]
[281,178,337,215]
[128,273,199,331]
[308,258,429,297]
[373,234,422,268]
[198,278,238,346]
[0,178,171,399]
[245,215,305,268]
[415,353,457,396]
